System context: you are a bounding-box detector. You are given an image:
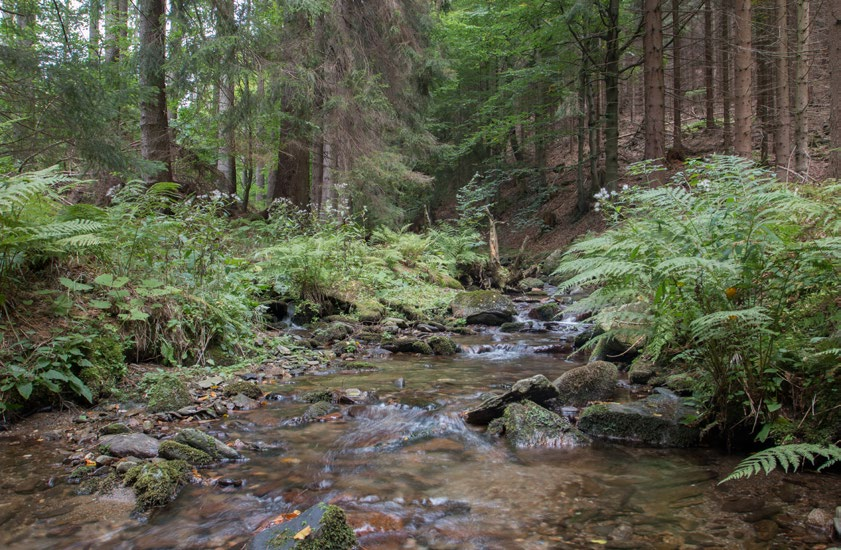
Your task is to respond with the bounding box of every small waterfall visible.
[459,343,533,358]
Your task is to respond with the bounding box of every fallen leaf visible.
[293,526,312,540]
[590,540,607,545]
[210,391,217,398]
[280,457,301,464]
[85,459,96,466]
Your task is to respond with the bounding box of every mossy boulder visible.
[172,428,241,460]
[123,460,190,511]
[500,322,529,333]
[553,361,618,407]
[496,400,588,448]
[224,380,263,399]
[450,291,516,326]
[78,334,127,400]
[354,298,386,323]
[518,277,545,291]
[383,337,434,355]
[302,389,336,403]
[158,440,215,466]
[147,375,193,413]
[313,322,354,345]
[249,502,357,550]
[99,432,160,458]
[464,374,560,425]
[577,390,700,447]
[427,335,459,355]
[527,303,559,322]
[303,401,339,421]
[628,357,655,385]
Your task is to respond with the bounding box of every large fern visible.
[721,444,841,483]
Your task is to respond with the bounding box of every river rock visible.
[427,335,458,355]
[628,357,655,385]
[491,400,588,448]
[806,508,834,535]
[383,337,434,355]
[224,380,263,399]
[99,433,160,458]
[577,390,700,447]
[313,322,354,345]
[158,440,214,466]
[99,423,131,436]
[249,502,357,550]
[553,361,618,406]
[197,376,224,389]
[173,428,241,460]
[500,321,529,333]
[230,393,261,410]
[518,277,545,291]
[527,303,559,321]
[147,376,193,413]
[450,291,516,326]
[464,374,560,424]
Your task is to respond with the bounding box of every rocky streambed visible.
[1,288,840,549]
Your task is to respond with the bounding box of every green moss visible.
[343,361,378,371]
[427,335,458,355]
[412,341,434,355]
[158,440,215,466]
[79,333,127,400]
[123,460,190,511]
[500,400,587,448]
[293,504,357,550]
[147,373,193,413]
[302,389,335,403]
[224,380,263,399]
[303,401,339,421]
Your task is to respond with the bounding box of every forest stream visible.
[1,298,840,550]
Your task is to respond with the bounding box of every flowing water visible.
[1,302,839,549]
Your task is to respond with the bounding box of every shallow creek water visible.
[1,314,840,549]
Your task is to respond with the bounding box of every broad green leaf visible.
[16,381,33,399]
[59,278,93,291]
[90,299,112,309]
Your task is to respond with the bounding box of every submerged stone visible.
[464,374,559,425]
[249,502,357,550]
[123,460,190,511]
[577,390,700,447]
[173,428,241,460]
[158,440,215,466]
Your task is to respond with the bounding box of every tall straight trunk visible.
[255,74,266,205]
[216,0,236,195]
[587,72,600,190]
[138,0,172,183]
[755,1,774,165]
[104,0,126,64]
[534,51,549,189]
[577,63,588,214]
[733,0,752,157]
[719,0,732,151]
[775,0,792,170]
[89,0,101,59]
[794,0,810,173]
[643,0,665,160]
[671,0,683,153]
[704,0,716,127]
[830,1,841,179]
[604,0,620,190]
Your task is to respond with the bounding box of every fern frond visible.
[720,444,841,483]
[689,307,771,343]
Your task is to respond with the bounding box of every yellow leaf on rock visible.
[293,525,311,540]
[590,540,607,545]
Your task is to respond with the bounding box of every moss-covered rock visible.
[123,460,190,511]
[577,390,700,447]
[147,374,192,413]
[427,335,458,355]
[158,440,215,466]
[172,428,241,460]
[500,322,529,333]
[302,389,336,403]
[498,400,588,448]
[465,374,560,424]
[78,333,127,400]
[450,291,516,326]
[224,380,263,399]
[527,303,559,322]
[383,337,434,355]
[100,422,131,436]
[518,277,545,291]
[303,401,339,421]
[628,357,655,385]
[313,322,354,345]
[553,361,618,407]
[249,502,357,550]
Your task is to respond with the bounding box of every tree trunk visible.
[775,0,792,171]
[604,0,620,190]
[255,74,266,205]
[830,1,841,179]
[104,0,127,64]
[587,71,601,191]
[733,0,752,157]
[216,0,237,195]
[138,0,172,183]
[704,0,716,128]
[643,0,665,161]
[671,0,683,154]
[755,1,774,165]
[577,63,589,214]
[794,0,810,173]
[89,0,101,59]
[719,0,732,151]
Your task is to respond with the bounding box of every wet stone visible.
[99,433,160,459]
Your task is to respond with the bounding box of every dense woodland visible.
[1,0,841,469]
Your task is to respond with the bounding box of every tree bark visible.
[215,0,237,195]
[704,0,716,128]
[104,0,126,64]
[830,1,841,179]
[671,0,683,154]
[719,0,732,151]
[576,62,588,214]
[643,0,665,160]
[733,0,752,157]
[89,0,101,59]
[138,0,172,183]
[604,0,620,190]
[774,0,792,170]
[794,0,810,173]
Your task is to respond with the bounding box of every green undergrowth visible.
[0,172,488,418]
[556,156,841,445]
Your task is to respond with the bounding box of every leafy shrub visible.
[556,156,840,441]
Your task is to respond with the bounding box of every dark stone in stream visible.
[230,393,262,410]
[528,303,559,321]
[249,502,357,550]
[491,400,589,448]
[99,433,160,458]
[577,389,700,447]
[450,291,516,326]
[553,361,618,406]
[500,322,529,333]
[464,374,560,425]
[99,423,131,436]
[173,428,242,460]
[382,337,434,355]
[158,440,215,466]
